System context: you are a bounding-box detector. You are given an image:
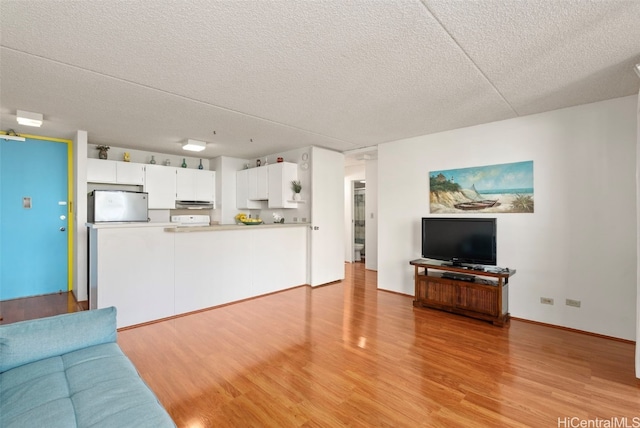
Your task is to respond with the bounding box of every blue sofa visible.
[0,307,175,428]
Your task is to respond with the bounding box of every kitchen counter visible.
[87,222,173,229]
[89,220,308,328]
[165,222,310,232]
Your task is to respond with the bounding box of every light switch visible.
[23,197,32,209]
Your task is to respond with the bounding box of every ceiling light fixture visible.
[1,129,26,142]
[16,110,43,127]
[634,63,640,78]
[182,139,206,152]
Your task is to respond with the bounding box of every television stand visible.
[409,260,516,326]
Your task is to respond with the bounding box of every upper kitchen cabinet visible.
[144,164,177,209]
[176,169,216,203]
[87,159,145,185]
[247,167,268,200]
[268,162,298,208]
[236,169,262,209]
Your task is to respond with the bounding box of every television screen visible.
[421,217,496,266]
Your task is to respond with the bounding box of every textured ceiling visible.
[1,0,639,160]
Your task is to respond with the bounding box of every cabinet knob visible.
[60,227,66,232]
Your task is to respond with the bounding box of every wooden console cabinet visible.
[410,260,515,326]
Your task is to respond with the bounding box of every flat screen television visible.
[421,217,497,266]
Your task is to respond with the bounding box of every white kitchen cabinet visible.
[176,169,215,203]
[195,170,215,202]
[87,159,144,185]
[116,161,145,185]
[247,167,268,200]
[268,162,299,208]
[87,159,117,183]
[144,164,177,209]
[256,167,268,199]
[236,169,262,209]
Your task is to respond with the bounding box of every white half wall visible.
[378,96,637,341]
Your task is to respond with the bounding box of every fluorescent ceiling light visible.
[635,63,640,78]
[16,110,43,127]
[182,139,206,152]
[1,134,26,142]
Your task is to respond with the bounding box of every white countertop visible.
[165,222,311,232]
[87,222,311,232]
[86,222,174,229]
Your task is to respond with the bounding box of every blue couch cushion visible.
[0,307,117,373]
[0,342,175,428]
[0,308,174,427]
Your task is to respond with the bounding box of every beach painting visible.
[429,161,534,213]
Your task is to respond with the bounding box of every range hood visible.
[175,200,214,210]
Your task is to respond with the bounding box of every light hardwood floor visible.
[115,263,640,427]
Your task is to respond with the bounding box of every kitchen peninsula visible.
[88,222,308,328]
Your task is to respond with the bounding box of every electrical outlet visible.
[293,217,298,222]
[540,297,554,305]
[566,299,581,308]
[302,218,307,222]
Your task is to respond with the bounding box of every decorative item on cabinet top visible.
[96,145,109,159]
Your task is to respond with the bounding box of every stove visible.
[171,215,210,227]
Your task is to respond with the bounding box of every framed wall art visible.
[429,161,534,213]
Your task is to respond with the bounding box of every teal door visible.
[1,137,69,300]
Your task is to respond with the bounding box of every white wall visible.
[73,130,88,302]
[212,156,247,224]
[365,159,378,270]
[635,90,640,378]
[344,164,365,262]
[379,96,637,341]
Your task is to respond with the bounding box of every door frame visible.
[1,132,74,293]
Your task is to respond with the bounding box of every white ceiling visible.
[1,0,639,161]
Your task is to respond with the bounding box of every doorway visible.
[0,136,72,300]
[353,180,365,262]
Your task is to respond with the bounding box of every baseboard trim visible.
[511,317,635,344]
